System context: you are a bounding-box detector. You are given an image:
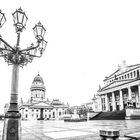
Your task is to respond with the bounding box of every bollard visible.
[99,130,120,140]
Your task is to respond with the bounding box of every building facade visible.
[81,102,93,111]
[93,61,140,112]
[19,73,69,120]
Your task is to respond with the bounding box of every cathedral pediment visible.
[30,102,53,108]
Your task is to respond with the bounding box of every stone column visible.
[98,96,102,112]
[112,92,116,111]
[119,90,124,110]
[105,94,109,111]
[138,86,140,107]
[128,87,132,100]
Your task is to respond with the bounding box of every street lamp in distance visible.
[0,8,47,140]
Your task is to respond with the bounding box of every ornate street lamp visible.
[12,8,28,33]
[0,8,47,140]
[0,10,6,28]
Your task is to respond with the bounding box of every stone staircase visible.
[90,110,126,120]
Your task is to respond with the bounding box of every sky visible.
[0,0,140,113]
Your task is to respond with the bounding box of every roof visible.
[33,73,44,84]
[19,99,69,109]
[29,102,53,109]
[31,73,46,91]
[51,99,64,106]
[104,61,140,81]
[98,78,139,93]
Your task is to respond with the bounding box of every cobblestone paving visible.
[1,120,140,139]
[21,120,99,140]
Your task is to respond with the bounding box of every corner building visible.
[95,61,140,112]
[19,73,69,120]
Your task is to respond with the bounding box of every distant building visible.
[93,61,140,112]
[81,102,93,111]
[69,106,81,114]
[18,73,69,120]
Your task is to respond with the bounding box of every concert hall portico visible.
[95,61,140,112]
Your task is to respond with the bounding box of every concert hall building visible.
[92,61,140,112]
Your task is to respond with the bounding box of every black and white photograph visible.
[0,0,140,139]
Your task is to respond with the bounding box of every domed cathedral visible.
[19,73,69,120]
[30,73,46,103]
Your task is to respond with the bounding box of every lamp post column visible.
[0,8,47,140]
[2,64,21,140]
[9,64,19,111]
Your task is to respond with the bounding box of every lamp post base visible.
[2,112,21,140]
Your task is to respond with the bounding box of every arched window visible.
[59,112,61,116]
[53,112,55,118]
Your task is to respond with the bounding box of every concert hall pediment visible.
[100,79,134,92]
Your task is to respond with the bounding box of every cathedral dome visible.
[31,73,46,91]
[33,73,44,84]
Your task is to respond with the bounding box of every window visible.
[125,75,127,79]
[134,71,136,77]
[127,73,129,78]
[137,70,140,77]
[26,114,28,118]
[130,72,132,78]
[59,112,61,116]
[53,112,55,118]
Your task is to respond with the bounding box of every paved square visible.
[44,130,94,139]
[2,119,140,140]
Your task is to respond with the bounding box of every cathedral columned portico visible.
[93,61,140,112]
